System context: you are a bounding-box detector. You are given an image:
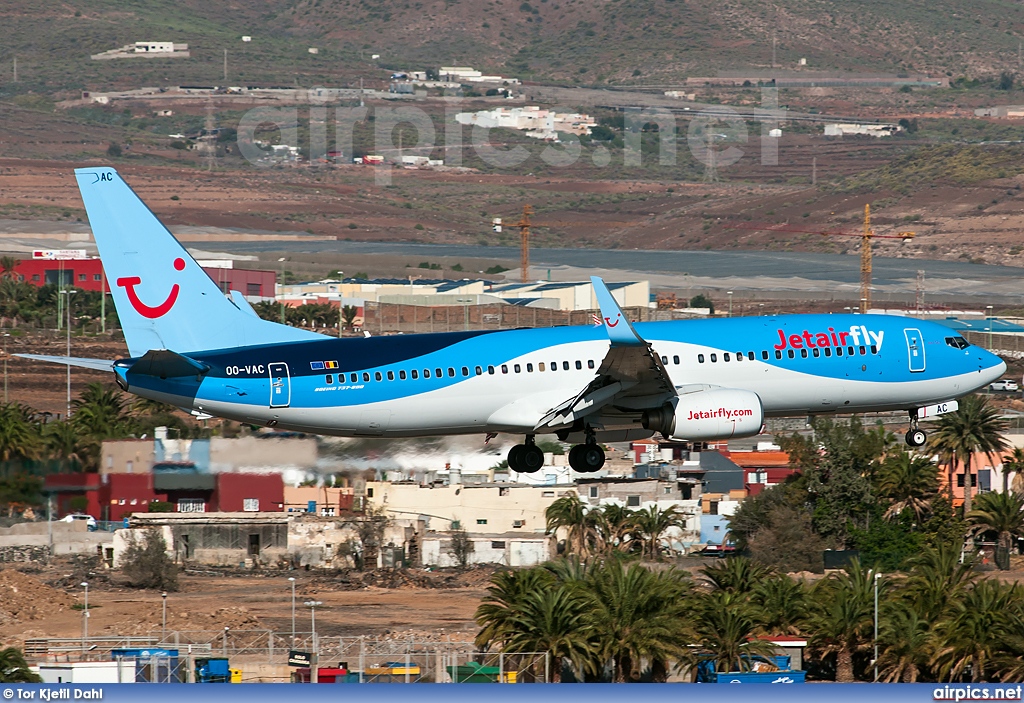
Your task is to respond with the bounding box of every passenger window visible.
[436,368,443,377]
[710,353,717,362]
[698,354,705,363]
[836,347,843,357]
[488,366,495,375]
[562,361,569,370]
[801,349,808,358]
[673,355,680,364]
[588,360,595,369]
[326,374,334,384]
[502,364,508,374]
[387,371,395,381]
[724,353,731,362]
[859,346,866,355]
[735,352,743,362]
[762,351,769,360]
[514,364,521,373]
[375,371,382,381]
[539,362,546,371]
[350,373,357,382]
[526,363,533,372]
[575,360,582,370]
[748,351,755,360]
[847,346,855,356]
[363,372,370,382]
[424,369,431,378]
[775,350,782,360]
[661,355,668,364]
[475,366,482,375]
[788,350,795,359]
[448,367,456,377]
[812,349,820,358]
[551,361,558,371]
[824,348,832,357]
[870,345,877,354]
[411,369,419,379]
[461,366,469,376]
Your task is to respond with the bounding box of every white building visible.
[824,123,901,138]
[455,106,595,139]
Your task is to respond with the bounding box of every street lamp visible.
[873,571,881,682]
[2,332,9,403]
[59,289,78,419]
[81,581,89,651]
[727,291,733,317]
[288,577,296,643]
[987,305,994,349]
[161,592,168,641]
[305,600,322,651]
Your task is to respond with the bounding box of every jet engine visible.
[642,388,764,441]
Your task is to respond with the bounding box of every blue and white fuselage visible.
[24,167,1006,473]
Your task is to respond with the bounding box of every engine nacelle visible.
[642,389,764,441]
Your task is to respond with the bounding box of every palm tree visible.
[751,574,808,636]
[694,590,780,675]
[927,394,1009,513]
[44,420,85,471]
[0,256,19,280]
[903,541,977,623]
[805,559,879,682]
[876,602,932,682]
[0,403,42,464]
[341,305,358,330]
[875,451,939,521]
[701,556,774,595]
[474,567,558,651]
[597,503,636,553]
[586,560,693,682]
[501,585,598,682]
[545,493,593,557]
[1001,446,1024,494]
[932,579,1024,682]
[966,491,1024,568]
[0,647,42,683]
[632,504,686,559]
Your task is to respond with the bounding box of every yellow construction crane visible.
[731,204,915,313]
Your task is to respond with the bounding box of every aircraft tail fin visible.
[74,167,324,357]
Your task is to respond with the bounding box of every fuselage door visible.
[269,362,291,407]
[904,328,925,373]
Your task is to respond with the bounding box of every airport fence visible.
[964,331,1024,358]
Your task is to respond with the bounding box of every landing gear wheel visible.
[519,444,545,473]
[906,429,927,447]
[569,443,606,473]
[508,444,526,471]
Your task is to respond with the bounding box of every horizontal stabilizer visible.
[125,349,210,379]
[15,354,114,372]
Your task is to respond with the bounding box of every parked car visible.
[60,513,97,531]
[989,380,1020,392]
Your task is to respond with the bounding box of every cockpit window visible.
[945,336,970,350]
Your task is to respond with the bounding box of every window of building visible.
[543,491,554,497]
[698,354,705,363]
[713,525,721,532]
[709,501,719,515]
[31,274,39,282]
[476,518,488,525]
[246,283,261,297]
[626,495,641,507]
[243,498,259,512]
[491,541,506,549]
[78,273,87,281]
[664,486,672,494]
[512,520,524,528]
[367,488,374,498]
[589,486,598,498]
[375,371,382,381]
[248,533,260,555]
[93,274,102,281]
[499,487,509,496]
[326,374,333,384]
[177,498,206,513]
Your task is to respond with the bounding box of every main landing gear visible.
[507,433,606,473]
[905,410,927,447]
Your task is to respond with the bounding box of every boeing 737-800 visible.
[23,168,1007,473]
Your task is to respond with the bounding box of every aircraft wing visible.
[15,354,115,372]
[536,277,676,429]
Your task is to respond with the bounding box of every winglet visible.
[590,276,645,345]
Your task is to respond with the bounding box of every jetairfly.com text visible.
[774,325,885,351]
[686,407,755,420]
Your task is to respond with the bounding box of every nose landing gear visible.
[905,410,927,447]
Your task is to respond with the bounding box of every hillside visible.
[3,0,1024,93]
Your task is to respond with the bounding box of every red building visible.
[13,258,277,300]
[44,471,285,521]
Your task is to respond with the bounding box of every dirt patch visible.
[310,565,502,591]
[0,569,76,626]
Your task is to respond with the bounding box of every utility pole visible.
[3,332,8,403]
[873,572,881,682]
[702,131,719,183]
[100,273,106,333]
[223,49,228,83]
[811,156,817,186]
[12,57,16,82]
[61,289,77,418]
[772,32,777,69]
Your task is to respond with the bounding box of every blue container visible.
[195,658,231,683]
[111,648,182,683]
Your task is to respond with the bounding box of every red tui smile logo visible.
[117,257,185,319]
[605,315,621,328]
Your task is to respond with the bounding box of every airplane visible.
[22,167,1006,474]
